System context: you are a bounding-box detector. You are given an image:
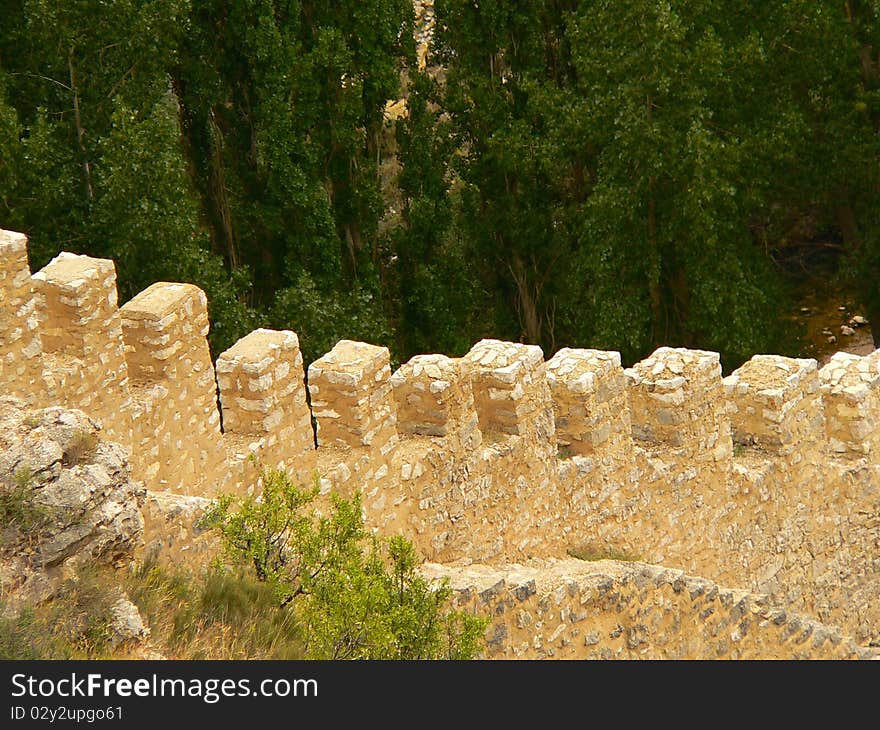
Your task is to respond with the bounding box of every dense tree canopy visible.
[1,0,878,368]
[427,0,880,366]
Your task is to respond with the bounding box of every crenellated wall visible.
[0,231,42,398]
[2,227,879,654]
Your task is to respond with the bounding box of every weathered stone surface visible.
[308,340,397,451]
[0,397,144,603]
[421,559,878,660]
[464,339,549,437]
[626,347,732,463]
[546,348,632,464]
[139,489,218,567]
[819,350,880,456]
[0,229,43,404]
[108,594,151,647]
[217,328,315,480]
[725,354,822,455]
[120,282,225,495]
[3,228,880,657]
[30,251,133,449]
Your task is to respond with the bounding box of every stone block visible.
[626,347,731,462]
[724,354,822,455]
[308,339,396,450]
[546,348,631,458]
[217,328,314,468]
[464,339,550,437]
[819,350,880,456]
[390,354,480,449]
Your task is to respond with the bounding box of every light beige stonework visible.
[120,282,225,494]
[819,350,880,456]
[725,354,823,455]
[391,353,480,448]
[3,227,880,658]
[0,229,42,402]
[217,328,315,483]
[422,560,878,660]
[308,339,397,452]
[30,252,133,448]
[626,346,732,463]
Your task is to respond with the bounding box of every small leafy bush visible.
[203,467,488,659]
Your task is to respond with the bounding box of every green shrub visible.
[567,542,642,563]
[203,467,488,659]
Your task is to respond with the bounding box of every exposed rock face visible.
[0,396,144,601]
[108,594,151,647]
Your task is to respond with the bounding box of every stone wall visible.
[422,560,878,660]
[2,227,880,656]
[0,231,43,402]
[564,349,880,646]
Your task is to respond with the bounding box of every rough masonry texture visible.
[0,396,145,612]
[2,227,879,658]
[421,560,878,659]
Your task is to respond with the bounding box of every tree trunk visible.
[207,109,240,271]
[646,94,663,346]
[835,199,862,253]
[510,253,542,345]
[68,47,93,205]
[647,190,664,346]
[670,264,692,346]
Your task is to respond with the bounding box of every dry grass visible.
[0,561,306,660]
[123,560,305,660]
[0,567,118,659]
[567,542,642,563]
[62,430,99,467]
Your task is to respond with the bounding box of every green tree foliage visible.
[171,0,413,361]
[0,0,254,354]
[1,0,878,366]
[836,0,880,344]
[432,0,880,366]
[432,0,584,353]
[566,0,793,364]
[203,467,488,659]
[388,69,495,358]
[90,98,258,351]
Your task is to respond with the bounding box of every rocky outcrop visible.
[0,396,144,605]
[108,594,151,647]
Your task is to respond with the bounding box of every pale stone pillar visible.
[724,354,823,457]
[545,347,635,525]
[463,338,555,443]
[120,282,223,494]
[545,348,631,461]
[818,350,880,457]
[307,339,397,453]
[216,328,315,478]
[0,229,42,399]
[390,353,481,451]
[626,346,732,464]
[457,339,560,561]
[31,251,131,445]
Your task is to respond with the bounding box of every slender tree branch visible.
[68,46,94,204]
